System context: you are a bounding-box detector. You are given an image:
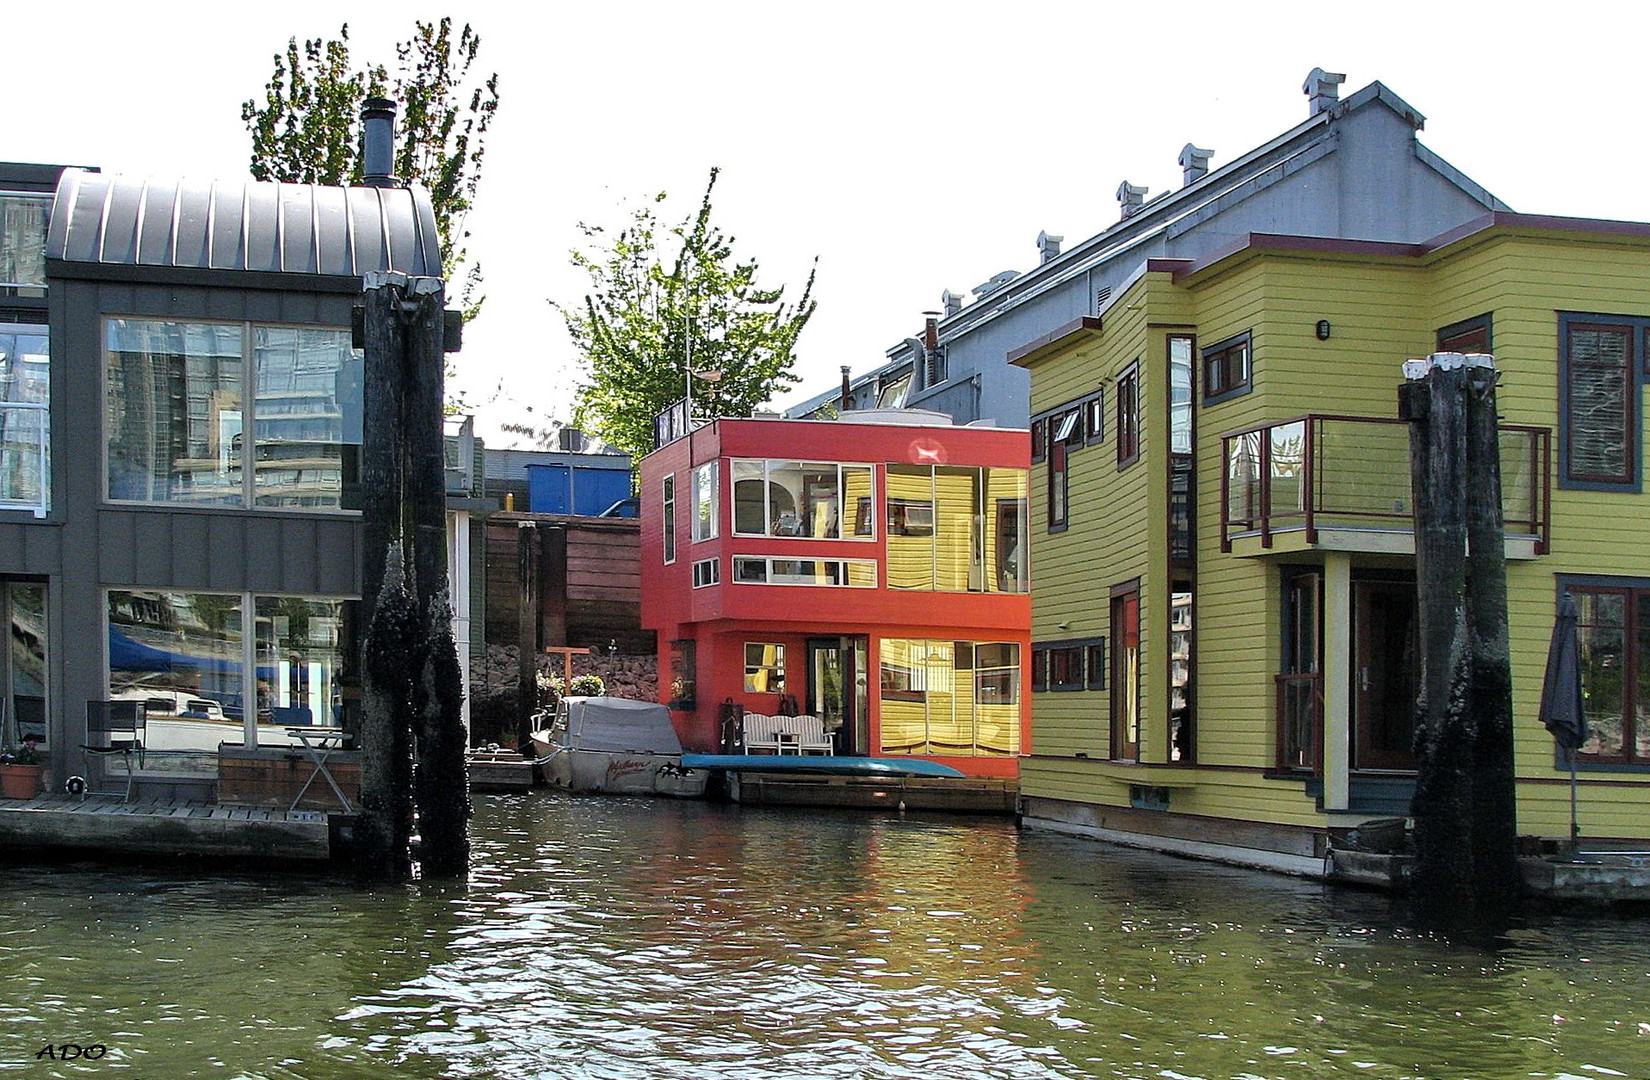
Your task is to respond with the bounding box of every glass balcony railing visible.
[0,401,49,516]
[1221,414,1549,554]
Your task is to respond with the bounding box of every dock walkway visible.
[0,794,338,863]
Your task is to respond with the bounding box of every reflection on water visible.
[3,794,1650,1079]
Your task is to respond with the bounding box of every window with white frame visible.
[731,556,876,586]
[0,324,49,514]
[744,642,786,693]
[691,462,718,541]
[731,459,873,539]
[662,473,676,563]
[691,557,720,588]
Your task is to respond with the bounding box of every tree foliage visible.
[241,19,498,314]
[559,169,818,464]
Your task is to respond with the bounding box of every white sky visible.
[9,2,1649,447]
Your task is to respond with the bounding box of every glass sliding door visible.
[4,581,47,747]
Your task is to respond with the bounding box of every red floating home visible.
[640,409,1030,779]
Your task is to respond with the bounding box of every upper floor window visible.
[1048,440,1069,531]
[1085,393,1106,444]
[1202,332,1251,405]
[662,474,676,564]
[0,193,50,290]
[885,464,1027,593]
[1169,335,1195,453]
[105,319,361,510]
[731,459,872,539]
[0,324,49,515]
[691,462,718,541]
[1116,364,1140,468]
[1438,313,1491,354]
[877,371,912,409]
[1560,316,1638,490]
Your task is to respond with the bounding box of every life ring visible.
[64,775,87,796]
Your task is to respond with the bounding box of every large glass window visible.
[731,460,872,540]
[107,590,246,774]
[252,327,362,509]
[254,596,351,731]
[107,590,357,772]
[0,193,50,289]
[105,319,361,509]
[878,638,1020,757]
[885,465,1027,592]
[0,324,49,514]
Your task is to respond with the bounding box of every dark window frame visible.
[1085,393,1106,444]
[1085,640,1107,690]
[1201,331,1252,406]
[1033,636,1105,693]
[1047,440,1068,532]
[1437,313,1492,354]
[1116,363,1140,468]
[1559,575,1650,769]
[1558,313,1642,492]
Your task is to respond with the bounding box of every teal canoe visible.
[680,754,965,779]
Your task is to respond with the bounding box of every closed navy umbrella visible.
[1539,592,1588,847]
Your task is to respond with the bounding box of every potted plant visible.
[0,739,43,799]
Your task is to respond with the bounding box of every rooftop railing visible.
[1220,414,1549,554]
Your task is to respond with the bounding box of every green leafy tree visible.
[241,19,498,317]
[558,169,818,464]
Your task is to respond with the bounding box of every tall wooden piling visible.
[358,272,470,881]
[1398,352,1518,933]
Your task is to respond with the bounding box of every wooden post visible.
[1463,357,1519,912]
[403,278,469,879]
[514,522,540,752]
[357,272,469,881]
[358,278,416,881]
[1400,355,1475,927]
[1399,351,1517,935]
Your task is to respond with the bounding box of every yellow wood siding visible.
[1023,227,1650,844]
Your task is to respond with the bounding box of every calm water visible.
[3,794,1648,1080]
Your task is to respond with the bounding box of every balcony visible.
[1220,415,1549,558]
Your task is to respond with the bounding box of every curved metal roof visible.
[45,168,443,279]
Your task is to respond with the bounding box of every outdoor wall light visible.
[1315,319,1332,340]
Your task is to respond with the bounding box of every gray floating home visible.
[0,158,478,800]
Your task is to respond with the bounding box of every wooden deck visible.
[0,793,339,864]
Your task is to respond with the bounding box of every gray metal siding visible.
[0,521,61,574]
[47,170,442,279]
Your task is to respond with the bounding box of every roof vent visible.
[972,270,1019,299]
[1117,181,1147,220]
[1037,230,1064,264]
[1178,144,1213,187]
[1303,67,1346,117]
[941,289,964,318]
[360,97,399,188]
